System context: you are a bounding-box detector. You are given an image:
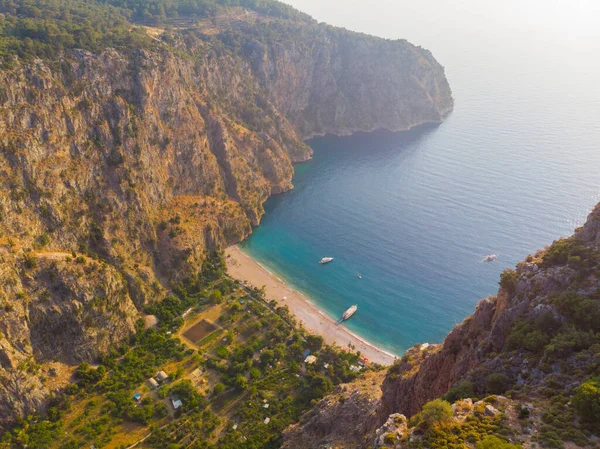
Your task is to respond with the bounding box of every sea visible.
[240,0,600,354]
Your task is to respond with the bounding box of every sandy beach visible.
[225,246,398,366]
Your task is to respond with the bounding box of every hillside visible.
[0,0,453,430]
[0,254,381,448]
[282,205,600,448]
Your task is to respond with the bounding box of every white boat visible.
[357,274,362,279]
[340,305,358,322]
[319,257,334,264]
[483,254,498,262]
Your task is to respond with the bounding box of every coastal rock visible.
[372,413,408,448]
[282,372,386,449]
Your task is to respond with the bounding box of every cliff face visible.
[0,11,453,427]
[284,204,600,448]
[243,23,453,139]
[0,251,138,423]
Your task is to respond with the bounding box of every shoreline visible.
[225,245,398,366]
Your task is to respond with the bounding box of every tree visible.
[304,373,333,401]
[249,367,261,381]
[486,373,509,394]
[234,374,248,390]
[420,399,453,429]
[444,380,474,402]
[209,289,223,304]
[154,402,168,419]
[75,362,105,386]
[170,380,205,410]
[573,377,600,424]
[213,383,226,395]
[260,349,275,366]
[499,269,518,292]
[306,334,324,352]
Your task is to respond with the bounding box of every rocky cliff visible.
[0,1,452,427]
[284,204,600,448]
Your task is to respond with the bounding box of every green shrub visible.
[444,380,475,402]
[499,269,519,292]
[216,346,229,359]
[209,289,223,304]
[306,334,324,352]
[476,435,520,449]
[23,253,38,269]
[37,233,50,247]
[383,432,397,444]
[213,383,226,395]
[505,314,557,354]
[486,373,509,394]
[573,377,600,424]
[542,238,590,267]
[552,292,600,332]
[420,399,453,429]
[518,405,530,419]
[154,402,168,419]
[545,325,596,357]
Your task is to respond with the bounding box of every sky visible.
[281,0,600,109]
[281,0,600,60]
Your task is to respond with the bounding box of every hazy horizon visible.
[283,0,600,99]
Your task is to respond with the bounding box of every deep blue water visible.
[240,2,600,355]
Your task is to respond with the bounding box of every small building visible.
[172,398,183,409]
[263,417,270,424]
[263,403,269,409]
[133,393,142,402]
[156,370,169,382]
[323,363,329,369]
[349,365,361,372]
[147,378,159,389]
[304,355,317,365]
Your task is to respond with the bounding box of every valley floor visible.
[225,246,398,366]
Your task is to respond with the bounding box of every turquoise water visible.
[241,1,600,355]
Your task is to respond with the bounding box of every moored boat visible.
[320,257,334,264]
[340,305,358,322]
[483,254,498,262]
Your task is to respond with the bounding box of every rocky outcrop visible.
[282,372,386,449]
[0,251,137,425]
[372,414,408,448]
